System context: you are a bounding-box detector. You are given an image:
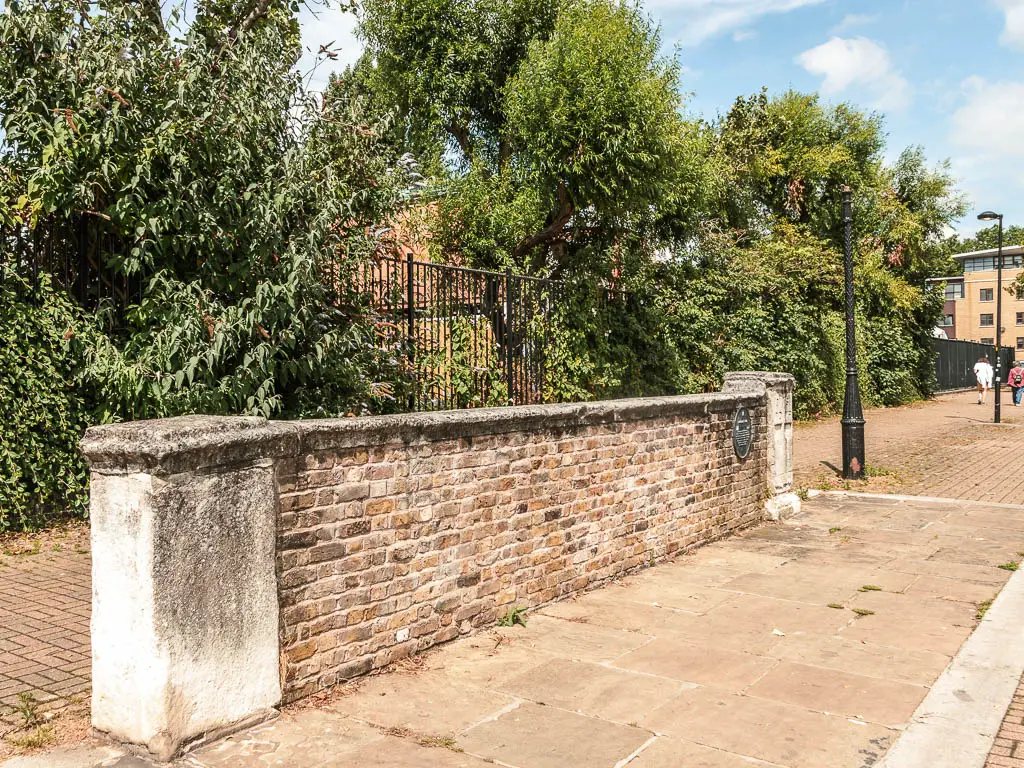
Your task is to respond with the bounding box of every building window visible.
[1017,338,1024,351]
[981,288,995,302]
[1017,312,1024,325]
[963,254,1024,272]
[981,314,995,327]
[981,337,995,344]
[945,283,965,300]
[940,315,954,327]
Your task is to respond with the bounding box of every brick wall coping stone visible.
[82,392,763,474]
[81,415,298,474]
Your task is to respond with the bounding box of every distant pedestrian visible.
[975,356,994,405]
[1010,361,1024,407]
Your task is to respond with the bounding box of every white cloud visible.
[733,29,758,42]
[998,0,1024,48]
[832,13,878,33]
[297,4,363,93]
[951,78,1024,158]
[649,0,824,46]
[948,77,1024,223]
[797,37,911,110]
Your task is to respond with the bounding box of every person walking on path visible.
[975,356,994,405]
[1010,361,1024,407]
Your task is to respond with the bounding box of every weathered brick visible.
[276,400,769,703]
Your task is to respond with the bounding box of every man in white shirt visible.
[974,356,994,405]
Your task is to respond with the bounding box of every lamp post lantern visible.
[841,188,865,479]
[978,211,1004,424]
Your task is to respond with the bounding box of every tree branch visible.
[446,120,473,162]
[228,0,273,43]
[498,138,511,173]
[140,0,165,34]
[512,182,574,261]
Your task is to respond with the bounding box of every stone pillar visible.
[81,416,295,761]
[723,372,798,520]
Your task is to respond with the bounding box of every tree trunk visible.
[512,182,574,263]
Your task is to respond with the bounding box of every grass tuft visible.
[6,725,56,750]
[497,606,528,628]
[419,735,463,752]
[976,600,993,621]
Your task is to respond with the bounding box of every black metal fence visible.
[933,337,1013,391]
[349,254,570,410]
[0,217,139,310]
[3,218,615,410]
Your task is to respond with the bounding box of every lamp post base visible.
[841,418,865,480]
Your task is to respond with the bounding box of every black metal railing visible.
[0,217,140,310]
[347,254,571,410]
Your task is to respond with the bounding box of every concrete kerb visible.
[813,489,1024,510]
[812,491,1024,768]
[880,565,1024,768]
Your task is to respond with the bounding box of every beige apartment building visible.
[929,245,1024,353]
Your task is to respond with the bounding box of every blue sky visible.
[300,0,1024,237]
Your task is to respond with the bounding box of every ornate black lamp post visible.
[978,211,1004,424]
[841,188,865,479]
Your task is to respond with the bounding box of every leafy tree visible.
[356,0,712,275]
[956,223,1024,253]
[1,0,405,420]
[703,90,964,405]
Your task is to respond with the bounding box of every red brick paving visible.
[794,389,1024,504]
[0,541,91,723]
[987,674,1024,767]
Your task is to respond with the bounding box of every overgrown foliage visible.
[0,0,406,528]
[0,272,92,530]
[354,3,965,416]
[2,1,407,422]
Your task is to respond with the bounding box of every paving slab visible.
[0,745,126,768]
[639,685,894,768]
[613,638,776,692]
[746,660,926,726]
[459,703,650,768]
[495,658,690,724]
[879,563,1024,768]
[767,633,950,687]
[326,670,516,734]
[626,736,774,768]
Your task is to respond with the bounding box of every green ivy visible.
[0,270,93,531]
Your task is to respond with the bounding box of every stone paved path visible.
[795,390,1024,504]
[180,494,1024,768]
[988,674,1024,767]
[0,528,91,725]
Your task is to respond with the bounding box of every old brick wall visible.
[274,395,768,702]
